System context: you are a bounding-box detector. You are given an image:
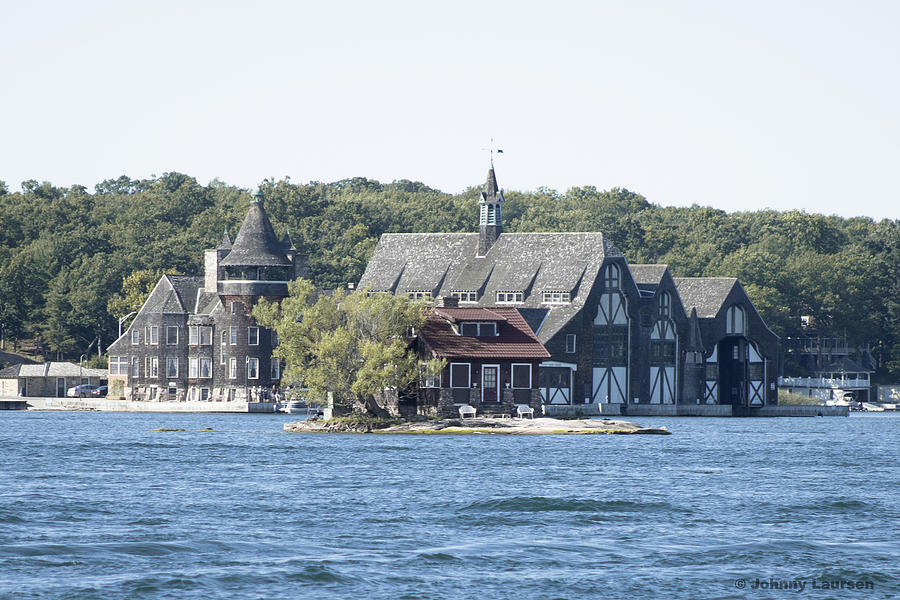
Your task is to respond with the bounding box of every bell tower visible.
[477,166,504,256]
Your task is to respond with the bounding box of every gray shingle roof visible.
[0,362,107,378]
[359,231,620,341]
[629,264,668,285]
[220,201,292,267]
[673,277,738,318]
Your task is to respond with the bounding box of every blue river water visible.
[1,411,898,600]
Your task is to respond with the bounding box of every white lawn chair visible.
[516,404,534,419]
[458,404,476,419]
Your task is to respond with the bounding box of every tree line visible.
[1,173,898,380]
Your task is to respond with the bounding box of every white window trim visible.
[496,291,524,303]
[229,326,238,345]
[511,363,532,389]
[566,334,577,353]
[189,326,199,345]
[247,357,259,380]
[199,326,213,346]
[199,357,212,379]
[248,327,259,346]
[166,326,179,345]
[131,330,140,345]
[166,357,179,378]
[449,362,471,389]
[189,357,199,378]
[542,290,571,304]
[229,357,237,379]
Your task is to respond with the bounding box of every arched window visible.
[603,264,620,290]
[726,305,746,335]
[659,291,671,318]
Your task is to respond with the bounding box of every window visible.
[166,357,178,378]
[749,363,763,380]
[109,356,127,375]
[450,362,471,388]
[512,363,532,389]
[248,327,259,346]
[496,291,524,303]
[705,363,718,380]
[200,388,210,402]
[407,290,432,300]
[542,291,571,304]
[188,387,197,402]
[166,326,178,345]
[659,292,671,318]
[271,359,280,379]
[221,331,227,365]
[199,326,212,346]
[726,305,746,335]
[566,334,576,353]
[132,357,140,377]
[272,331,280,347]
[247,358,259,379]
[189,357,199,378]
[189,326,199,345]
[168,385,177,399]
[229,327,238,345]
[229,357,237,379]
[227,388,236,402]
[148,326,159,345]
[230,301,239,315]
[603,264,620,290]
[199,357,211,379]
[460,322,497,337]
[131,330,140,345]
[451,291,478,303]
[148,356,159,378]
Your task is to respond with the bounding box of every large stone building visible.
[359,167,780,410]
[106,198,307,401]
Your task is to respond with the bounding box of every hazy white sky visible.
[2,1,898,219]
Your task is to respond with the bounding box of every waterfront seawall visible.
[18,397,278,413]
[544,403,848,417]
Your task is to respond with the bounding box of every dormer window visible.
[496,291,524,303]
[408,290,432,301]
[542,291,571,304]
[451,291,478,303]
[460,322,497,337]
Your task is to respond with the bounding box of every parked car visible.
[90,386,108,397]
[66,384,99,398]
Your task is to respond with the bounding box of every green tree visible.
[253,281,443,416]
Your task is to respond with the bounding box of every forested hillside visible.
[1,173,898,380]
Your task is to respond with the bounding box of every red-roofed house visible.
[415,299,549,418]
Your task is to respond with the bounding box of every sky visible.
[2,1,898,220]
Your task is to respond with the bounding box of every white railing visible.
[778,376,870,390]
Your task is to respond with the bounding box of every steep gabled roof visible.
[359,231,621,343]
[673,277,738,318]
[421,307,550,359]
[220,201,292,267]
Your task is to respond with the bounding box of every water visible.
[1,412,898,599]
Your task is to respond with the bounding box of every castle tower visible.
[477,166,504,256]
[217,195,295,304]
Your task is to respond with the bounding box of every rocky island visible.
[284,416,671,435]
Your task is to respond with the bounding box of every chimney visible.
[435,296,459,308]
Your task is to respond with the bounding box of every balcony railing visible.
[778,376,870,390]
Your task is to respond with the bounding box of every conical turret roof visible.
[220,200,292,267]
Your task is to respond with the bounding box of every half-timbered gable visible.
[674,277,779,407]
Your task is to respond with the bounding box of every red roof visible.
[421,307,550,359]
